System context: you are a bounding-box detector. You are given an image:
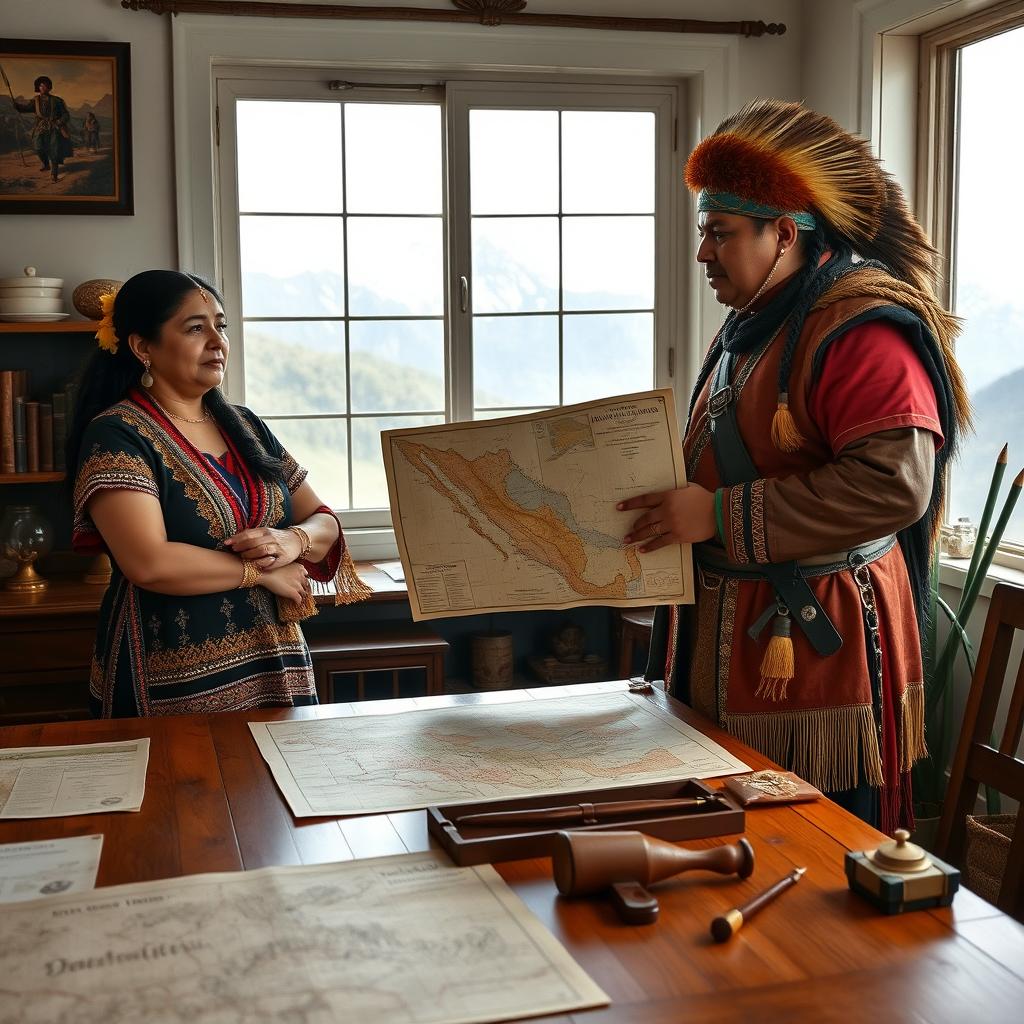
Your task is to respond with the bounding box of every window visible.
[217,76,678,526]
[919,7,1024,562]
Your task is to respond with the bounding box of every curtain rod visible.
[120,1,787,38]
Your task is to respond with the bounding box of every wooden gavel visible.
[552,830,755,924]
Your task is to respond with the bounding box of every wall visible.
[0,0,177,294]
[0,0,801,297]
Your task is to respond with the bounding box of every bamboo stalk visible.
[960,443,1007,612]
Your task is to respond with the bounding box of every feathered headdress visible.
[684,99,939,296]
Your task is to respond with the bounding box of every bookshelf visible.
[0,472,65,484]
[0,321,100,334]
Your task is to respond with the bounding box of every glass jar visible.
[945,516,978,559]
[0,504,54,592]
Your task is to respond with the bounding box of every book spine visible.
[13,369,28,401]
[13,397,26,473]
[52,391,67,473]
[25,401,39,473]
[0,370,13,473]
[39,402,53,473]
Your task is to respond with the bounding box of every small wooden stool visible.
[306,624,448,703]
[615,607,656,678]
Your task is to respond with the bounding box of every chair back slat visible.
[934,583,1024,922]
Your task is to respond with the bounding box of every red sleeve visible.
[299,504,344,583]
[808,320,944,454]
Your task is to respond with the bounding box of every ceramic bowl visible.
[0,267,63,290]
[0,296,66,314]
[0,286,62,299]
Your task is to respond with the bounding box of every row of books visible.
[0,370,75,475]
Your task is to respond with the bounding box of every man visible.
[619,100,969,830]
[12,75,73,182]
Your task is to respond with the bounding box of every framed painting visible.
[0,39,133,215]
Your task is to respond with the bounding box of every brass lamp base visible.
[4,555,48,593]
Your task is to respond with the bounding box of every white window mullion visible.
[446,87,474,425]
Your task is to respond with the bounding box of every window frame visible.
[917,0,1024,573]
[214,69,684,538]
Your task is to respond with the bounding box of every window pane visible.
[237,101,343,213]
[472,217,559,313]
[268,417,349,511]
[473,315,559,408]
[950,27,1024,545]
[352,415,444,508]
[562,216,654,310]
[240,216,345,317]
[345,103,442,214]
[347,217,443,316]
[350,320,445,413]
[562,313,654,405]
[562,111,655,213]
[470,109,559,214]
[243,321,346,416]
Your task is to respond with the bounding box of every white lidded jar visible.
[0,266,66,321]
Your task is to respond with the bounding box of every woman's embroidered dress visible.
[73,389,344,717]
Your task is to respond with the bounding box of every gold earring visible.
[141,358,154,389]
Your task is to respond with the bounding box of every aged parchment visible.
[0,738,149,819]
[0,851,608,1024]
[250,684,749,818]
[381,389,693,619]
[0,834,103,904]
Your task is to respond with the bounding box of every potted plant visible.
[913,444,1022,842]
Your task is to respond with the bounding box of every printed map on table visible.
[0,852,608,1024]
[381,390,694,619]
[249,686,750,818]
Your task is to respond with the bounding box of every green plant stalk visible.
[960,444,1007,611]
[934,468,1022,687]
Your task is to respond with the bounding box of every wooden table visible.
[1,684,1022,1022]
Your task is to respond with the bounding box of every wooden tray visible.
[428,779,744,866]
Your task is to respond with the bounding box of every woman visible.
[68,270,370,717]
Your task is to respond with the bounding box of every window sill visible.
[939,555,1024,598]
[343,526,400,563]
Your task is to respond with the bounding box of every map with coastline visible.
[382,390,693,619]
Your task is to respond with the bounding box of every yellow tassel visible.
[756,613,795,702]
[771,396,804,453]
[333,545,374,606]
[277,591,319,623]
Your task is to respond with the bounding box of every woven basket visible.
[964,813,1015,905]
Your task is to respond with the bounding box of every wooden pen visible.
[711,866,806,942]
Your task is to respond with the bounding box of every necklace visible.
[153,397,210,424]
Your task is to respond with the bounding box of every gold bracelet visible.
[288,525,313,560]
[239,558,263,588]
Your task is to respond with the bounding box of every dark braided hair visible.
[774,221,854,404]
[67,270,284,488]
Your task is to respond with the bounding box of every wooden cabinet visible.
[0,578,101,723]
[0,563,409,725]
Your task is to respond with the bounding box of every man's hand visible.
[618,484,716,552]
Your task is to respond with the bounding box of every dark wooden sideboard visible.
[0,562,408,724]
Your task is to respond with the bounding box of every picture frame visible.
[0,39,133,215]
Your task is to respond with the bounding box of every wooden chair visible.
[935,582,1024,920]
[305,624,448,704]
[615,607,655,679]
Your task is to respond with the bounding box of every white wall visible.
[0,0,801,304]
[0,0,177,301]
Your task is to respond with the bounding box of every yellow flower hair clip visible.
[95,289,120,354]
